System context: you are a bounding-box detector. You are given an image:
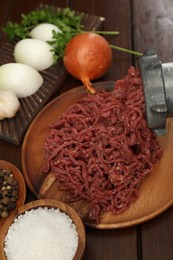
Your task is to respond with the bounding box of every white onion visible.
[0,90,20,120]
[14,39,54,71]
[0,63,43,98]
[30,23,62,42]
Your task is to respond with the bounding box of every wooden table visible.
[0,0,173,259]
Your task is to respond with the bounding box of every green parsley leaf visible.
[3,6,84,62]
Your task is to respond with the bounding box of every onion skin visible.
[63,33,112,94]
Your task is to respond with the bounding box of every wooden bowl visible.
[0,160,26,228]
[0,199,86,260]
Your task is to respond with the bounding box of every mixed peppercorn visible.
[0,168,20,218]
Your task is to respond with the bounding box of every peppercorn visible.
[10,197,17,202]
[2,197,10,205]
[5,169,12,175]
[0,171,4,178]
[7,185,11,190]
[7,201,16,211]
[1,211,9,218]
[2,206,7,211]
[4,175,8,181]
[1,189,8,196]
[12,190,18,197]
[7,177,13,185]
[10,180,17,186]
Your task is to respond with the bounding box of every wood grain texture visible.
[0,0,11,46]
[133,1,173,260]
[132,0,173,62]
[0,199,86,260]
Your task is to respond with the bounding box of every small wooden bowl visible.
[0,199,86,260]
[0,160,26,227]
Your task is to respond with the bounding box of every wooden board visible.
[0,5,105,145]
[21,81,173,229]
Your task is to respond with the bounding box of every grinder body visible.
[139,49,173,135]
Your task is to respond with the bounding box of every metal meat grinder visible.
[139,49,173,135]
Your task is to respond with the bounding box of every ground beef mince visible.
[43,66,163,223]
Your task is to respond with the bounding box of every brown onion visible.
[63,32,112,94]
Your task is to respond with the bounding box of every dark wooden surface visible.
[0,0,173,259]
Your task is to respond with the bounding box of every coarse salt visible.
[4,207,79,260]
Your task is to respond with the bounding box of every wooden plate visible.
[0,160,26,228]
[21,81,173,229]
[0,5,105,145]
[0,199,86,260]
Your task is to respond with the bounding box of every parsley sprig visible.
[3,6,83,40]
[3,6,85,62]
[3,6,142,63]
